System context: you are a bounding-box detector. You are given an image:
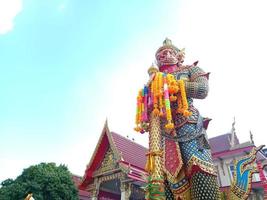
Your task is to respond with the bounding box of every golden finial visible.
[147,63,159,76]
[163,38,173,46]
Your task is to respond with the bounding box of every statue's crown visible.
[156,38,179,54]
[163,38,173,46]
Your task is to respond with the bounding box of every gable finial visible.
[230,117,236,148]
[104,117,110,131]
[105,117,108,126]
[250,130,254,144]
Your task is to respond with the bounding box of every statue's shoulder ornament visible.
[187,61,210,81]
[172,65,190,81]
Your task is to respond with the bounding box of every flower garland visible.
[134,88,149,133]
[163,74,174,130]
[134,72,192,133]
[177,80,192,117]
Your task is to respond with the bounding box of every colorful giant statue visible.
[135,39,263,199]
[135,38,220,199]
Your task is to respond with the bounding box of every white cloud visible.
[0,0,22,34]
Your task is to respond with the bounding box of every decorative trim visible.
[98,172,125,184]
[163,140,183,183]
[106,130,122,162]
[186,155,217,177]
[93,148,118,177]
[93,168,121,178]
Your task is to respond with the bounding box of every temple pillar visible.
[89,178,100,200]
[90,189,98,200]
[120,181,131,200]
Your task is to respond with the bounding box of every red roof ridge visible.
[110,131,147,170]
[80,120,111,188]
[84,121,108,170]
[209,133,231,140]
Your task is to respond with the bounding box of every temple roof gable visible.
[80,120,122,189]
[80,121,148,189]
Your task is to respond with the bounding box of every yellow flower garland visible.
[178,80,192,117]
[134,72,192,133]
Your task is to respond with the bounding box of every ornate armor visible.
[156,39,220,199]
[135,38,259,200]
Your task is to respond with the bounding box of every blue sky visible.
[1,0,267,182]
[0,0,183,181]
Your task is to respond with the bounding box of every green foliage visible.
[0,163,78,200]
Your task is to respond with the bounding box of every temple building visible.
[78,121,147,200]
[76,121,267,200]
[210,120,267,199]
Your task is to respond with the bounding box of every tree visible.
[0,163,78,200]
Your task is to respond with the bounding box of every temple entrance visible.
[97,178,145,200]
[98,179,121,200]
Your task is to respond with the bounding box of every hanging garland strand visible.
[178,80,192,117]
[163,73,174,131]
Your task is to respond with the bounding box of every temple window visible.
[228,162,235,181]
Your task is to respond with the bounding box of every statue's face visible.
[156,48,178,66]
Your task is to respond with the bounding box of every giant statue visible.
[134,39,262,199]
[135,38,220,199]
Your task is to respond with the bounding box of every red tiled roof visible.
[111,132,147,170]
[209,133,239,154]
[212,146,253,158]
[72,175,90,200]
[72,175,81,186]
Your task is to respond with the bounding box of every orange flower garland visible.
[134,72,192,133]
[177,80,192,117]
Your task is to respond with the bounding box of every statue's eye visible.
[158,55,164,59]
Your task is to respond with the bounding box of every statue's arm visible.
[184,65,209,99]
